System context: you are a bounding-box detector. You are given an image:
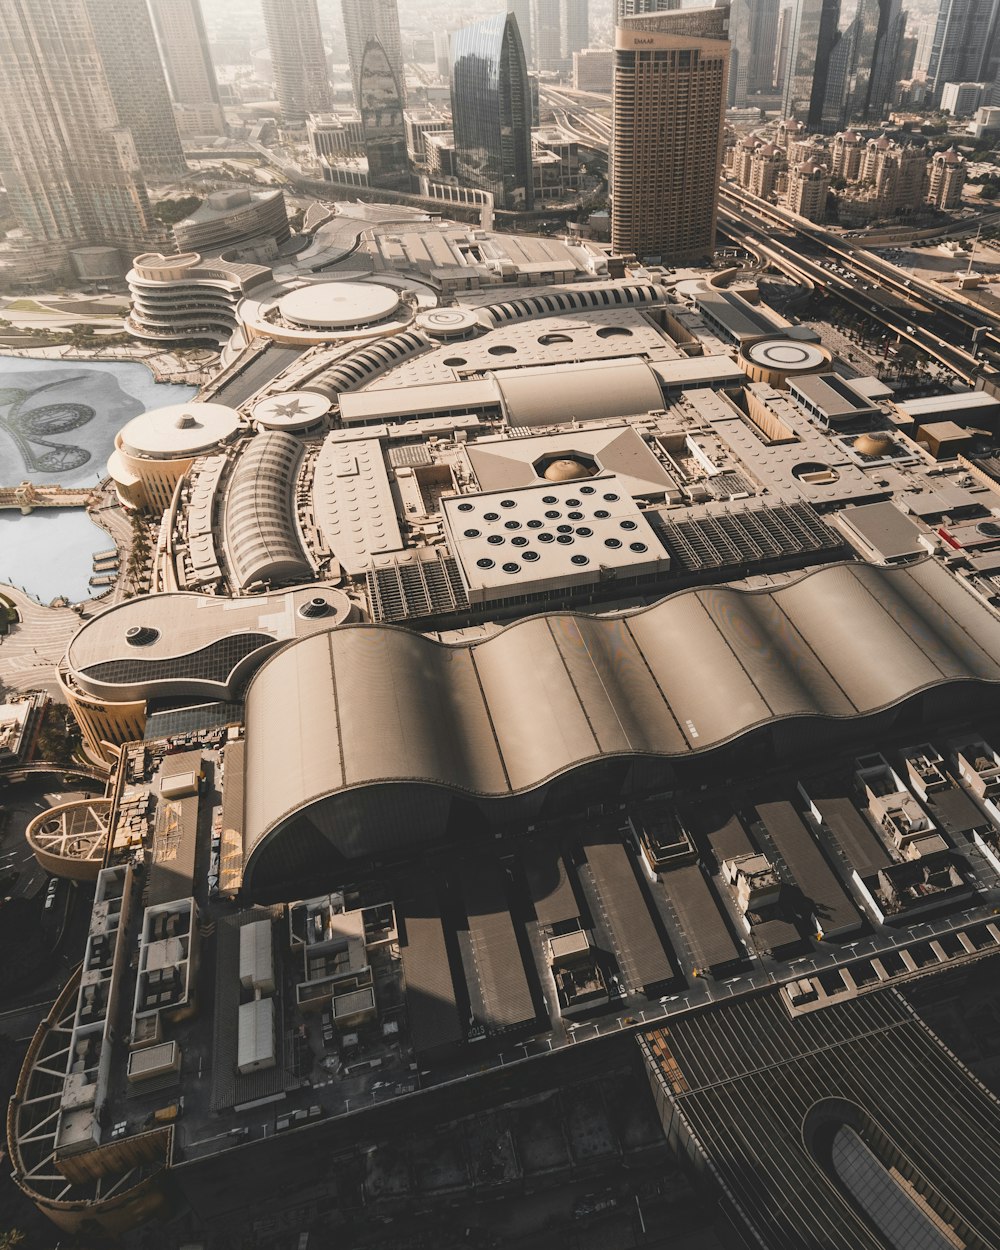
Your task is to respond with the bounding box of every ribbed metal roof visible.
[242,560,1000,869]
[223,431,312,590]
[640,985,1000,1249]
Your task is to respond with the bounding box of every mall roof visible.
[222,431,313,590]
[118,401,242,460]
[493,357,665,427]
[241,559,1000,867]
[465,425,679,499]
[65,587,355,701]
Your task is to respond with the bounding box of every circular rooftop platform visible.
[26,798,112,882]
[415,307,479,339]
[251,390,330,431]
[278,282,400,330]
[119,401,242,460]
[743,339,828,372]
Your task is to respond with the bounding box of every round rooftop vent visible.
[298,596,333,619]
[125,625,159,646]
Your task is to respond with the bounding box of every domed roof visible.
[854,431,893,456]
[542,458,596,482]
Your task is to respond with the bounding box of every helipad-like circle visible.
[251,390,330,431]
[278,282,400,330]
[744,339,827,371]
[416,307,479,339]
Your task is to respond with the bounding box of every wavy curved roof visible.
[242,560,1000,870]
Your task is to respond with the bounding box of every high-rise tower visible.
[614,0,681,21]
[342,0,405,111]
[508,0,534,66]
[729,0,780,105]
[148,0,226,138]
[450,13,534,210]
[83,0,187,178]
[0,0,165,271]
[925,0,1000,99]
[780,0,842,126]
[611,6,730,263]
[359,38,411,191]
[261,0,332,126]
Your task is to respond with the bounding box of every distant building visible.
[614,0,681,20]
[342,0,405,111]
[450,14,534,210]
[0,0,167,278]
[262,0,332,126]
[780,0,843,127]
[831,129,864,179]
[611,7,730,263]
[925,0,1000,101]
[941,80,987,115]
[359,39,412,191]
[968,104,1000,136]
[928,147,966,207]
[404,111,453,164]
[84,0,187,179]
[172,188,290,259]
[148,0,226,138]
[787,160,830,220]
[573,48,613,92]
[729,0,779,106]
[308,113,365,160]
[750,143,783,198]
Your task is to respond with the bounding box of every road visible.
[717,184,1000,387]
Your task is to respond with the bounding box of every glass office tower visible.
[926,0,1000,99]
[450,14,534,210]
[780,0,842,126]
[359,38,411,191]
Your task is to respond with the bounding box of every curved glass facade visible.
[450,13,534,210]
[360,37,411,191]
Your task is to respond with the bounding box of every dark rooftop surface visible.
[460,860,537,1033]
[659,865,742,975]
[812,794,892,880]
[755,800,862,938]
[640,983,1000,1250]
[582,834,676,992]
[397,891,463,1060]
[521,844,581,930]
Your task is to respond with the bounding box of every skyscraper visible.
[359,38,411,191]
[780,0,842,126]
[925,0,1000,99]
[562,0,590,62]
[800,0,905,129]
[450,13,534,210]
[729,0,779,105]
[148,0,226,138]
[533,0,563,68]
[261,0,332,126]
[611,7,730,263]
[0,0,164,269]
[614,0,680,21]
[82,0,187,179]
[342,0,405,111]
[508,0,534,66]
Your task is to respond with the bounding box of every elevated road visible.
[719,185,1000,389]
